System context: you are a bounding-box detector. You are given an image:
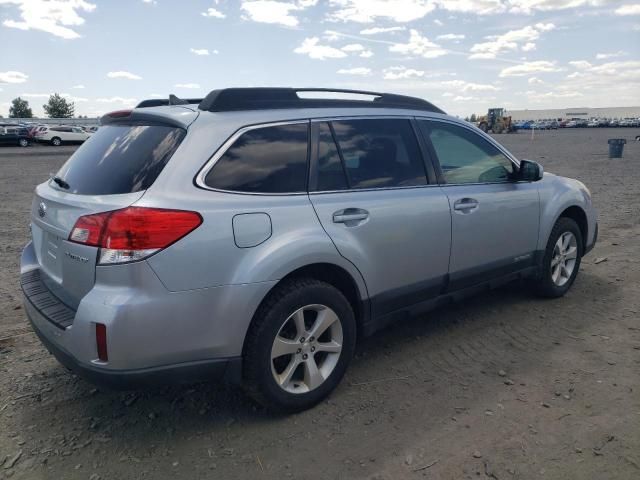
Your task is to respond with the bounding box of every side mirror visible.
[518,159,544,182]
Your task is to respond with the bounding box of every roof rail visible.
[136,96,203,109]
[197,88,445,114]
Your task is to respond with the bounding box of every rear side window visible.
[317,123,348,191]
[204,123,309,193]
[53,124,185,195]
[330,119,426,189]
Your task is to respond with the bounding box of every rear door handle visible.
[453,198,479,213]
[332,208,369,224]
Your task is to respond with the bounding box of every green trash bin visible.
[608,139,626,158]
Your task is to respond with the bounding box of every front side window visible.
[205,123,309,193]
[330,119,427,189]
[419,121,515,184]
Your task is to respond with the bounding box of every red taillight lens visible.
[69,207,202,264]
[96,323,108,361]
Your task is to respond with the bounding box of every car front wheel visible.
[18,138,29,147]
[51,137,62,146]
[533,217,583,298]
[243,278,356,412]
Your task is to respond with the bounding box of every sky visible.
[0,0,639,118]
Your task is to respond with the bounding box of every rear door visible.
[417,119,540,290]
[30,122,187,308]
[309,118,451,320]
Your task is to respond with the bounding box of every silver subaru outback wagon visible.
[21,88,597,412]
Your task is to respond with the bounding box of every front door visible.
[418,119,540,290]
[309,118,451,320]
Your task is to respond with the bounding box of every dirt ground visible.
[1,130,639,480]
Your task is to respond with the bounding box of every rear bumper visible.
[26,302,241,389]
[20,241,275,388]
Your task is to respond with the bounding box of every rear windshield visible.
[52,124,185,195]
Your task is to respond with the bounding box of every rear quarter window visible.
[204,123,309,193]
[52,124,185,195]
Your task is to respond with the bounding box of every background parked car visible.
[0,125,30,147]
[36,126,91,146]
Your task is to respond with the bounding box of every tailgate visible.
[30,182,144,309]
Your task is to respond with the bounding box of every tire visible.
[18,138,29,147]
[532,217,583,298]
[243,277,356,413]
[51,137,62,146]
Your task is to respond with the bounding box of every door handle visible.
[453,198,479,213]
[332,208,369,224]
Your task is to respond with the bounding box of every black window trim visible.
[308,115,437,194]
[415,117,522,187]
[194,119,312,196]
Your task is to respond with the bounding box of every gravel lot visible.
[1,129,639,480]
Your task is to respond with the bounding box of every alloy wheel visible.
[270,304,343,394]
[551,231,578,286]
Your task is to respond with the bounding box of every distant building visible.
[507,106,640,121]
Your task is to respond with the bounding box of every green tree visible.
[9,97,33,118]
[469,113,477,123]
[43,93,75,118]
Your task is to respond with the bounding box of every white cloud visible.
[97,96,137,104]
[328,0,435,23]
[190,48,211,56]
[469,23,555,59]
[72,84,85,89]
[0,0,95,39]
[569,60,592,69]
[389,29,447,58]
[436,0,505,15]
[174,83,201,89]
[499,60,561,77]
[522,42,536,51]
[528,77,544,84]
[360,49,374,57]
[441,79,499,92]
[595,50,625,59]
[0,70,28,83]
[433,19,443,26]
[615,4,640,15]
[341,43,365,52]
[509,0,617,14]
[336,67,372,75]
[201,6,226,18]
[359,26,405,34]
[453,95,473,101]
[436,33,465,41]
[383,66,425,80]
[241,1,314,27]
[294,37,348,59]
[107,71,142,80]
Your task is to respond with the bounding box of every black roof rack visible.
[136,95,203,109]
[197,88,445,114]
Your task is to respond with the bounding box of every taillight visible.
[69,207,202,265]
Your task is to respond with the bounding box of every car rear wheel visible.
[18,138,29,147]
[243,278,356,412]
[532,217,583,298]
[51,137,62,146]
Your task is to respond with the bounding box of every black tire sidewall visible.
[244,279,356,412]
[538,218,583,297]
[52,137,61,146]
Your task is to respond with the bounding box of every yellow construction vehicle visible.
[477,108,515,134]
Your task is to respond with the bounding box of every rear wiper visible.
[52,176,70,190]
